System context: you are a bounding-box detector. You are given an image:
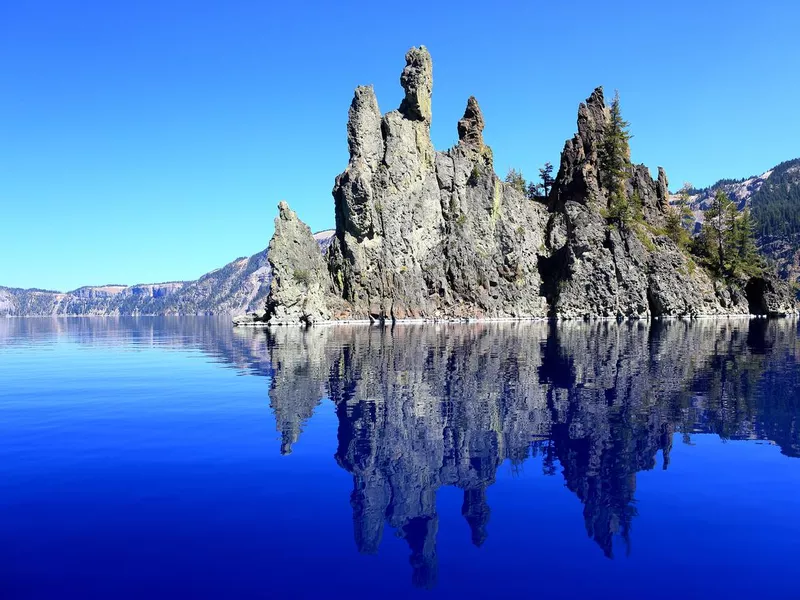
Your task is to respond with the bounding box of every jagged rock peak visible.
[656,167,670,211]
[457,96,485,149]
[585,86,605,109]
[276,199,293,219]
[264,201,335,325]
[398,46,433,122]
[577,86,609,152]
[347,85,383,166]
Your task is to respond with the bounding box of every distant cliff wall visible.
[1,231,335,316]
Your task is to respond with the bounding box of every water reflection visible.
[1,317,798,589]
[264,320,800,587]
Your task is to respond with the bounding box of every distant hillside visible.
[0,230,335,316]
[676,158,800,285]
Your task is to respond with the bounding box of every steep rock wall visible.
[324,47,549,320]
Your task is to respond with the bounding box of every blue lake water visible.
[1,317,799,599]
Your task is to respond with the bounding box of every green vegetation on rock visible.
[695,190,762,279]
[751,159,800,237]
[503,168,526,194]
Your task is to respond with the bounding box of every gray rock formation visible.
[543,86,754,318]
[287,45,549,324]
[259,49,796,324]
[745,273,797,316]
[263,202,341,325]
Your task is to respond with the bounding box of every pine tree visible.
[608,190,643,229]
[538,162,555,197]
[732,208,762,277]
[701,189,732,275]
[504,168,526,194]
[599,91,631,190]
[527,181,544,200]
[699,190,762,278]
[599,91,634,228]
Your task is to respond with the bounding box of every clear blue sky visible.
[2,0,798,291]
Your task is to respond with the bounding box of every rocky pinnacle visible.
[398,46,433,122]
[457,96,485,150]
[253,48,797,326]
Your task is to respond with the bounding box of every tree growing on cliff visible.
[607,190,643,230]
[698,190,762,278]
[504,168,526,194]
[527,181,544,200]
[539,162,555,197]
[700,190,736,275]
[599,91,634,228]
[732,208,762,277]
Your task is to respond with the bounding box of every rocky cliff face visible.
[542,87,757,318]
[260,47,796,323]
[325,47,549,320]
[263,202,343,325]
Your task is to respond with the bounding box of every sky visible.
[1,0,799,291]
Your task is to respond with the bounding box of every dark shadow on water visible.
[745,278,769,315]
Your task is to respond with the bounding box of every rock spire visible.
[246,48,796,325]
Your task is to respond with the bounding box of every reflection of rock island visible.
[4,318,795,588]
[264,320,799,587]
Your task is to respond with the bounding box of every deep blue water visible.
[1,317,799,599]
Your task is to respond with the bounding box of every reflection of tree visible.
[541,322,674,557]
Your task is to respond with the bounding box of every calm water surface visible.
[1,317,799,599]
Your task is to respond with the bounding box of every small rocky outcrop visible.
[262,202,341,325]
[255,48,796,325]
